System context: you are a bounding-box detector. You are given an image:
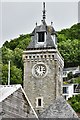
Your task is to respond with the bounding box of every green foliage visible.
[1,34,31,85]
[67,72,73,80]
[10,65,22,84]
[2,47,14,64]
[72,77,80,84]
[58,23,80,40]
[68,94,80,112]
[17,37,31,49]
[1,64,8,85]
[1,64,22,85]
[13,48,23,69]
[57,23,80,67]
[3,34,31,50]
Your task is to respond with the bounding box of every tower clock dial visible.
[32,63,48,78]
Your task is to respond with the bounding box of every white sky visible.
[0,0,79,47]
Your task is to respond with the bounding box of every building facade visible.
[63,66,80,79]
[63,84,80,100]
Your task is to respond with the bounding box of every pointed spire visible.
[42,2,46,21]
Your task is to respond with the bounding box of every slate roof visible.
[39,96,78,118]
[63,66,79,72]
[27,21,57,49]
[0,84,38,119]
[0,84,21,102]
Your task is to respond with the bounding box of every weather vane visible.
[43,2,46,21]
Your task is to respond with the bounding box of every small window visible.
[36,97,43,107]
[63,87,68,94]
[38,32,45,42]
[38,99,41,106]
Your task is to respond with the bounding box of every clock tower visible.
[23,3,64,114]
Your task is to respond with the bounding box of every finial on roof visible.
[42,2,46,21]
[51,21,53,25]
[36,22,37,26]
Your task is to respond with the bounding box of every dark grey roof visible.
[63,67,78,71]
[39,96,78,118]
[0,85,38,119]
[27,21,57,49]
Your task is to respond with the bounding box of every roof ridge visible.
[0,84,21,102]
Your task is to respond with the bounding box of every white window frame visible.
[36,97,43,108]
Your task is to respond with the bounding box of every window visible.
[36,97,43,107]
[38,99,41,106]
[63,87,68,94]
[38,32,45,42]
[74,84,78,93]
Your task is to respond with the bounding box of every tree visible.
[2,46,14,64]
[2,64,8,85]
[1,64,22,85]
[10,65,22,84]
[68,95,80,112]
[13,48,23,69]
[3,34,31,50]
[67,72,73,80]
[58,39,80,67]
[73,77,80,84]
[17,37,31,50]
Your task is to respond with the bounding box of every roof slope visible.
[27,23,57,49]
[39,96,78,118]
[0,84,21,102]
[0,84,38,119]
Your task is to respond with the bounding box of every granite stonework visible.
[23,48,64,114]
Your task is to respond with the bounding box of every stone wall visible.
[23,49,64,114]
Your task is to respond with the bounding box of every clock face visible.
[32,63,48,78]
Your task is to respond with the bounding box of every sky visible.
[0,0,79,47]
